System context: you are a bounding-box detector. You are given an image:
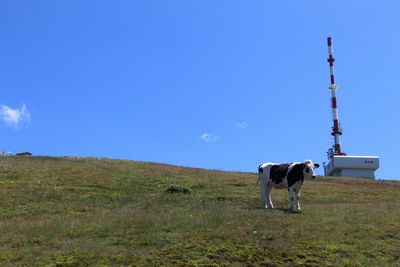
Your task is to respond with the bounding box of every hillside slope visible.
[0,157,399,266]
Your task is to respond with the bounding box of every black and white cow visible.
[258,160,319,211]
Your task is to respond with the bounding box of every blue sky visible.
[0,1,399,179]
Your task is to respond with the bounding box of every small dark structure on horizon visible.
[16,152,32,157]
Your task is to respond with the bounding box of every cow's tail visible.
[257,165,263,185]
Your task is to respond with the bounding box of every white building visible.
[323,155,379,179]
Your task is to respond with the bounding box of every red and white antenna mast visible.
[327,37,346,157]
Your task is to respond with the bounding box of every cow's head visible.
[303,160,320,179]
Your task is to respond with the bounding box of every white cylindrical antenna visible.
[327,37,346,157]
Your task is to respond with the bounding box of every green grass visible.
[0,156,399,266]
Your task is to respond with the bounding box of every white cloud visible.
[200,133,219,142]
[0,104,31,127]
[235,122,248,130]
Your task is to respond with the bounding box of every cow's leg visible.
[288,187,295,211]
[297,192,301,210]
[296,188,301,210]
[294,182,302,210]
[295,189,301,210]
[266,186,274,209]
[259,174,269,208]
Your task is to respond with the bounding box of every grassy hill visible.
[0,156,399,266]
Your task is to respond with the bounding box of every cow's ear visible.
[314,163,320,169]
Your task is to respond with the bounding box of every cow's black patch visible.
[258,165,263,174]
[287,163,305,187]
[269,164,290,184]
